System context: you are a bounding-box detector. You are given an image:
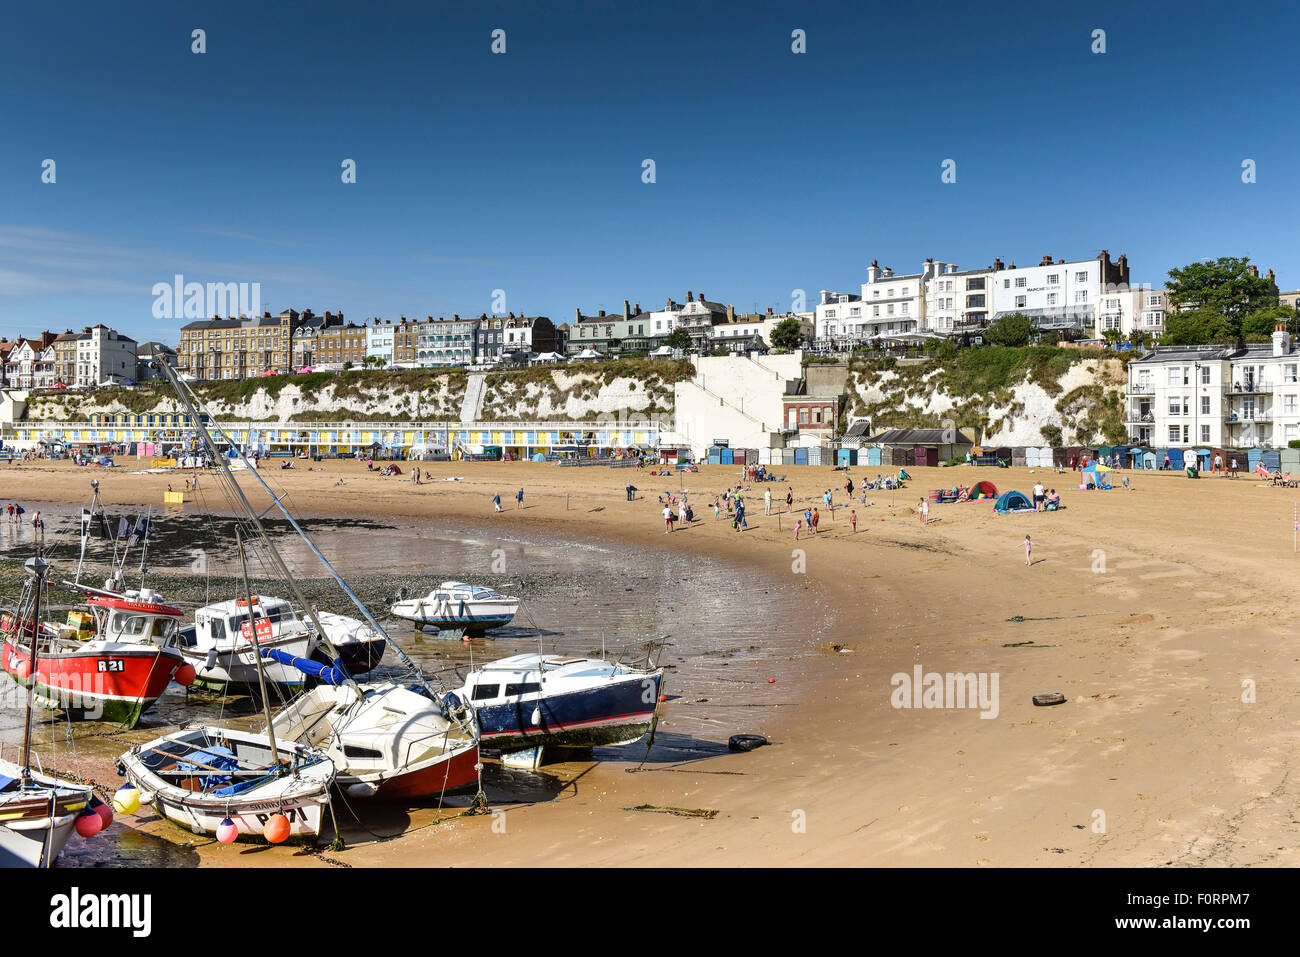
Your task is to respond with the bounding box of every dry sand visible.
[2,456,1297,867]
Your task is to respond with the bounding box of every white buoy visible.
[530,707,541,726]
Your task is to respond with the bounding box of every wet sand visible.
[1,456,1297,867]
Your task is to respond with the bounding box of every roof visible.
[864,428,973,447]
[843,420,872,438]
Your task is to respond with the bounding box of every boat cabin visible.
[426,582,506,603]
[189,595,301,650]
[81,590,184,648]
[463,653,616,704]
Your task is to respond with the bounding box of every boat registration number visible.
[96,659,126,672]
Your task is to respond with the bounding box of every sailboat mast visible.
[19,555,49,785]
[152,358,351,681]
[236,530,279,764]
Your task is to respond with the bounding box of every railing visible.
[1224,412,1272,423]
[1126,384,1155,394]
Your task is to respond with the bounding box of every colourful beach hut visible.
[1167,448,1184,470]
[1111,445,1129,468]
[994,490,1034,512]
[1262,450,1281,472]
[837,448,858,467]
[1141,450,1156,469]
[1247,449,1263,472]
[913,446,937,467]
[866,447,882,467]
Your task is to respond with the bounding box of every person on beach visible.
[626,483,637,502]
[713,498,721,520]
[678,498,687,525]
[5,504,12,524]
[918,498,929,525]
[786,487,794,512]
[794,519,802,540]
[1033,481,1045,511]
[764,488,771,515]
[850,509,857,534]
[846,477,854,501]
[811,507,820,534]
[662,504,673,533]
[516,487,524,508]
[1024,535,1032,566]
[1214,452,1223,474]
[734,498,747,531]
[1122,474,1130,490]
[804,507,812,529]
[492,493,502,513]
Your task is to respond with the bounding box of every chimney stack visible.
[623,299,630,319]
[1040,255,1052,266]
[686,291,694,302]
[727,304,735,321]
[993,258,1003,271]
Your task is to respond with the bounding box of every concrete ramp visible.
[460,372,487,424]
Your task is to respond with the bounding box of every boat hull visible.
[1,638,184,728]
[0,810,79,868]
[392,599,518,635]
[352,741,481,800]
[475,673,663,752]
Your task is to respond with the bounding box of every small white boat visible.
[450,653,664,754]
[117,725,335,840]
[178,596,387,691]
[270,679,480,801]
[390,582,519,635]
[0,758,95,868]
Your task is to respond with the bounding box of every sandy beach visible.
[1,456,1297,868]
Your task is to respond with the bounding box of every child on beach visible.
[850,509,857,534]
[794,519,802,540]
[811,507,820,534]
[1024,535,1032,566]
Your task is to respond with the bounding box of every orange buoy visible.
[174,663,197,687]
[235,596,259,607]
[768,678,775,683]
[263,812,291,844]
[658,694,667,702]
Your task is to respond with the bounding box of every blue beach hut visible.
[1262,450,1281,472]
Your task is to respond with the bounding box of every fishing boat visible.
[178,595,387,692]
[116,725,335,840]
[450,652,665,754]
[1,588,192,727]
[389,582,519,634]
[0,556,98,868]
[1,484,194,728]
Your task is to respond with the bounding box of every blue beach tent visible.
[994,490,1034,513]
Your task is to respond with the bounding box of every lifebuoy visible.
[235,597,259,607]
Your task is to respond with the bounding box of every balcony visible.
[1227,382,1270,395]
[1224,411,1272,423]
[1126,411,1155,424]
[1127,383,1155,395]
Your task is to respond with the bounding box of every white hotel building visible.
[815,250,1130,345]
[1126,325,1300,449]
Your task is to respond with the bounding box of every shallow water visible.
[0,505,823,865]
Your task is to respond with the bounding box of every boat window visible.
[151,618,177,639]
[434,593,449,602]
[470,684,500,701]
[111,613,147,637]
[208,617,226,640]
[472,589,495,600]
[342,744,383,759]
[505,683,541,696]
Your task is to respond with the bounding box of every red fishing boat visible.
[1,586,195,728]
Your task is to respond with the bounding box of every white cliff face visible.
[849,358,1126,446]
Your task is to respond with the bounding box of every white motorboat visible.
[177,596,387,691]
[390,582,519,635]
[450,652,664,754]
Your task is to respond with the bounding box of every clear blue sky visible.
[2,0,1296,343]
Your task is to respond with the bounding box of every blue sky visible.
[2,0,1297,343]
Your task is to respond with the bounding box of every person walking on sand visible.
[662,504,674,533]
[811,507,820,534]
[794,519,802,540]
[804,506,812,529]
[5,504,12,525]
[1214,452,1222,474]
[492,493,502,513]
[786,487,794,512]
[678,498,687,525]
[918,498,929,525]
[764,487,771,515]
[1024,534,1032,566]
[516,487,524,508]
[850,508,857,534]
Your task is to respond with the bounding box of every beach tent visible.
[1081,463,1113,489]
[866,447,882,467]
[1262,450,1281,472]
[971,480,998,500]
[994,490,1034,512]
[1012,447,1027,468]
[530,452,547,462]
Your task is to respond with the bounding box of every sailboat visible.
[141,359,480,804]
[115,531,336,841]
[1,485,194,728]
[0,556,98,868]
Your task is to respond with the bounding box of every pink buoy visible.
[216,817,239,844]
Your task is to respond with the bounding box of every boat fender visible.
[203,648,219,672]
[530,706,541,727]
[345,781,379,799]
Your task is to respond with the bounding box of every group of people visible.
[493,488,526,512]
[1031,482,1062,511]
[744,464,779,482]
[662,495,699,531]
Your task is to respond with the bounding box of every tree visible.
[1240,304,1293,341]
[663,328,691,351]
[983,313,1034,347]
[769,317,806,351]
[1102,328,1122,345]
[1165,257,1278,320]
[1160,307,1236,346]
